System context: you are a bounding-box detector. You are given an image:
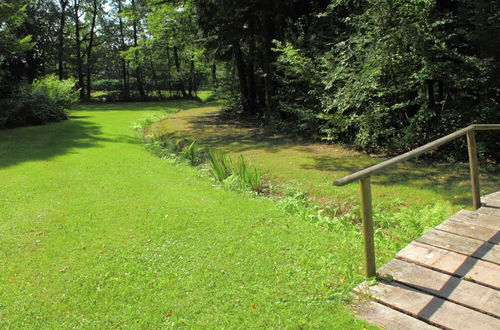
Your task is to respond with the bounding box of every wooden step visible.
[397,241,500,289]
[477,206,500,218]
[355,281,499,330]
[379,259,500,317]
[483,192,500,208]
[451,210,500,231]
[436,218,499,243]
[417,229,500,264]
[352,192,500,329]
[354,300,439,330]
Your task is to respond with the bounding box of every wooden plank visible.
[354,301,439,330]
[417,229,500,264]
[477,206,500,218]
[357,281,499,330]
[437,219,500,244]
[483,191,500,200]
[379,259,500,317]
[483,196,500,208]
[396,241,500,289]
[451,210,500,231]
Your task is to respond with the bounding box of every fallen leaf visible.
[165,311,173,317]
[59,266,68,273]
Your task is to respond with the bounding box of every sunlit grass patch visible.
[0,99,376,327]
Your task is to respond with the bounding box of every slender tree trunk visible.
[149,52,162,99]
[260,4,277,116]
[73,0,85,100]
[232,41,250,114]
[131,0,146,101]
[85,0,98,101]
[188,57,195,98]
[58,0,68,80]
[173,46,188,98]
[247,31,258,114]
[166,47,172,97]
[211,64,217,82]
[117,0,129,101]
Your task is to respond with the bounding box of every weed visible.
[181,141,205,166]
[208,148,233,182]
[164,138,183,154]
[234,155,263,192]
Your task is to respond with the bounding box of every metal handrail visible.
[333,124,500,278]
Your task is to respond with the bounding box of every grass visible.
[150,105,500,264]
[0,100,375,328]
[90,90,214,103]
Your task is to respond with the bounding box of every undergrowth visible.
[133,115,263,193]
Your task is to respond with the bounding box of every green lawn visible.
[0,101,373,328]
[151,105,500,264]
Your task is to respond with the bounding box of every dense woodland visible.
[1,0,499,158]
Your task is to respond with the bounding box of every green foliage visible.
[273,41,325,136]
[0,75,77,129]
[181,141,205,166]
[320,0,499,155]
[233,155,263,192]
[208,149,263,192]
[208,148,233,182]
[92,79,123,92]
[0,0,32,61]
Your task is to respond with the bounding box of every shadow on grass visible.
[169,107,500,207]
[0,118,108,169]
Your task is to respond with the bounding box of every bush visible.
[0,75,78,129]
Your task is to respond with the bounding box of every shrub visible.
[0,75,78,129]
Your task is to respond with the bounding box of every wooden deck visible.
[353,191,500,329]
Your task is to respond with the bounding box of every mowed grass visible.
[0,101,373,328]
[151,106,500,263]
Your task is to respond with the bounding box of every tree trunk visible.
[258,1,278,117]
[85,0,98,101]
[211,64,217,83]
[117,0,129,101]
[173,46,188,98]
[232,41,250,114]
[58,0,68,80]
[149,51,162,99]
[247,31,258,114]
[73,0,85,100]
[188,57,195,98]
[131,0,146,100]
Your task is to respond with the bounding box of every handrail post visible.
[360,177,376,278]
[466,130,481,210]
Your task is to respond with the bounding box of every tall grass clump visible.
[181,141,205,166]
[208,148,233,182]
[208,149,263,192]
[234,155,262,192]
